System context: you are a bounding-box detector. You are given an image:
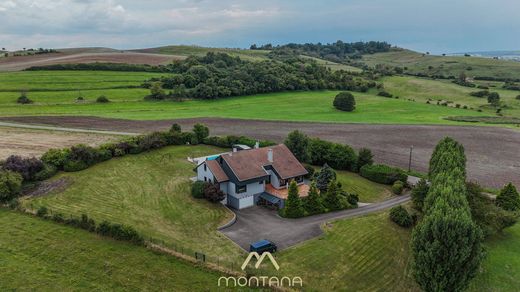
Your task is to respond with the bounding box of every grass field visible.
[382,76,520,118]
[362,49,520,80]
[0,77,493,126]
[0,70,165,104]
[22,145,242,262]
[0,209,230,291]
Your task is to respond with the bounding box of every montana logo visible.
[241,252,280,270]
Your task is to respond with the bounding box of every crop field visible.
[0,209,233,291]
[361,49,520,80]
[22,145,242,262]
[0,126,117,159]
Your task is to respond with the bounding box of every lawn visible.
[362,49,520,81]
[0,209,231,291]
[272,211,418,291]
[468,223,520,291]
[22,145,242,263]
[314,166,393,203]
[0,88,493,126]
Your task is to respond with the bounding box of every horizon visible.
[1,0,520,54]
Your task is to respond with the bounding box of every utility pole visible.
[408,145,414,172]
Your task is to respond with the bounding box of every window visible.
[296,176,303,183]
[204,163,207,171]
[236,184,247,193]
[259,181,263,184]
[204,177,207,182]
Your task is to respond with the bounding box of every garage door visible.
[239,195,255,209]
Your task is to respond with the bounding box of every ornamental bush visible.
[389,205,413,227]
[191,181,207,199]
[359,164,407,185]
[333,92,356,112]
[0,170,23,203]
[96,95,110,103]
[392,180,405,195]
[496,183,520,211]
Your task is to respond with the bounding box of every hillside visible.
[361,49,520,80]
[132,45,270,61]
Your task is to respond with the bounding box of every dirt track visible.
[1,116,519,188]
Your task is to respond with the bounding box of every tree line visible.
[143,52,377,100]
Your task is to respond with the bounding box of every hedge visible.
[359,164,407,185]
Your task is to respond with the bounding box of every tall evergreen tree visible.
[284,180,304,218]
[303,182,325,215]
[323,180,342,211]
[316,164,336,192]
[496,183,520,211]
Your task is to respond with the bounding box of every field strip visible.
[0,121,137,136]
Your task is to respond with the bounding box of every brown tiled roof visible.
[265,183,310,200]
[221,144,308,181]
[206,160,229,182]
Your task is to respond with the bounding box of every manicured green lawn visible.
[0,209,230,291]
[22,145,242,263]
[0,89,492,126]
[272,211,418,291]
[313,166,393,203]
[469,223,520,292]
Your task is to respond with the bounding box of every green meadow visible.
[0,209,232,291]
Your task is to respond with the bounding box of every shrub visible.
[17,92,33,104]
[203,183,225,203]
[96,95,110,103]
[469,90,489,97]
[34,163,58,181]
[170,123,182,133]
[41,148,70,169]
[516,95,520,100]
[0,170,23,203]
[377,91,393,98]
[304,165,315,179]
[359,164,407,185]
[323,180,344,211]
[97,220,144,244]
[63,160,89,172]
[193,123,210,143]
[191,181,206,199]
[356,148,373,172]
[51,213,65,223]
[285,130,310,162]
[3,155,44,181]
[302,182,325,215]
[411,179,429,211]
[79,214,96,232]
[36,206,49,217]
[346,193,359,206]
[308,138,357,171]
[392,180,405,195]
[496,183,520,211]
[333,92,356,112]
[389,205,413,227]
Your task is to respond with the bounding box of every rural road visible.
[0,121,136,136]
[220,195,411,251]
[1,116,519,188]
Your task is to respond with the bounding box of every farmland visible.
[0,209,231,291]
[0,126,117,159]
[21,145,242,262]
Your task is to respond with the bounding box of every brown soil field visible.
[0,126,118,159]
[1,116,519,189]
[0,50,183,71]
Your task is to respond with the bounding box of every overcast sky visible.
[1,0,519,54]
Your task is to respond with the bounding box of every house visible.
[195,144,309,209]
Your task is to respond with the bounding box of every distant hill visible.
[449,50,520,61]
[360,49,520,80]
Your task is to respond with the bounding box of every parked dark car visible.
[250,239,277,253]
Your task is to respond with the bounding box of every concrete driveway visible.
[220,195,411,251]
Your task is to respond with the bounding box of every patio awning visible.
[260,192,282,204]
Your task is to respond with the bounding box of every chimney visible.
[254,141,260,149]
[267,148,273,163]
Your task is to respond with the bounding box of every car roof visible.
[251,239,272,248]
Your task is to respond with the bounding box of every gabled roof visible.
[206,160,229,182]
[221,144,308,182]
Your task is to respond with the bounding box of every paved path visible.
[0,121,137,136]
[220,194,411,251]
